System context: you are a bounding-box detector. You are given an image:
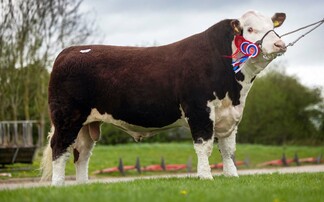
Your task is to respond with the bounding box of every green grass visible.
[1,143,323,179]
[1,173,323,202]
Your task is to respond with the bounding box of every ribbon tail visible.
[234,66,244,73]
[233,56,251,73]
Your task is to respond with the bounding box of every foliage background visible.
[238,68,324,145]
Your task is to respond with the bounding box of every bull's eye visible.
[248,27,253,33]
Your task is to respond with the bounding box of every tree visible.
[238,67,324,145]
[0,0,95,145]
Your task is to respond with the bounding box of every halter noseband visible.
[255,30,280,48]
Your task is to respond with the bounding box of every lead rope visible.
[280,18,324,48]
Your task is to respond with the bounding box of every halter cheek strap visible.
[255,30,280,48]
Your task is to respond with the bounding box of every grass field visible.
[1,143,323,179]
[1,173,323,202]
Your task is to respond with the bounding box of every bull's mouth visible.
[261,47,286,60]
[261,51,285,61]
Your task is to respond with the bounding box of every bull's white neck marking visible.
[80,49,91,53]
[240,54,272,83]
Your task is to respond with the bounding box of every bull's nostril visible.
[274,42,287,51]
[274,43,282,48]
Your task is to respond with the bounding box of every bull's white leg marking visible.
[194,137,214,179]
[52,152,70,186]
[218,128,238,177]
[74,126,95,183]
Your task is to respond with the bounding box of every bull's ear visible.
[272,13,286,28]
[231,20,242,35]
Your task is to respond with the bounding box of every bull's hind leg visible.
[51,126,84,186]
[73,122,100,183]
[50,104,89,186]
[218,127,238,177]
[52,151,70,186]
[50,127,79,186]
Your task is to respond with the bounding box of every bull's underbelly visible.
[84,108,189,141]
[85,96,244,141]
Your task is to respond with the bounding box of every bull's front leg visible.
[218,127,238,177]
[194,137,214,179]
[186,106,214,179]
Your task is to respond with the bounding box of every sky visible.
[80,0,324,88]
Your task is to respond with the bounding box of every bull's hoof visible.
[223,162,239,177]
[198,173,214,180]
[51,181,65,186]
[223,171,239,177]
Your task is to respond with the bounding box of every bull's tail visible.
[40,126,55,181]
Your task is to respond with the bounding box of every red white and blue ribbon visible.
[227,35,260,73]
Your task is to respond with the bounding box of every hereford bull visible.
[41,10,287,185]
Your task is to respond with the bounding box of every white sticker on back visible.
[80,49,91,53]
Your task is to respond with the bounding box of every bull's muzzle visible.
[274,40,287,52]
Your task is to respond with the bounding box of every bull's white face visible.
[239,11,286,57]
